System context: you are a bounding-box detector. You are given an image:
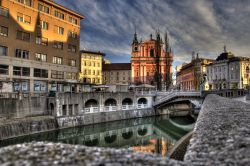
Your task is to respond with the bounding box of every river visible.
[0,115,195,157]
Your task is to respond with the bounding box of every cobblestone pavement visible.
[184,94,250,165]
[0,142,184,166]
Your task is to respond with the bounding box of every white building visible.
[206,48,250,90]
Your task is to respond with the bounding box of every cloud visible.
[55,0,250,66]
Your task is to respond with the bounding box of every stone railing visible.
[84,107,99,113]
[137,104,148,109]
[154,91,201,106]
[104,106,117,112]
[121,105,134,110]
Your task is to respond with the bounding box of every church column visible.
[144,65,147,83]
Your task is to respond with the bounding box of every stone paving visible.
[184,94,250,165]
[0,142,184,166]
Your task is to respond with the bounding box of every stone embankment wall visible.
[0,94,48,118]
[0,108,155,140]
[57,108,155,128]
[0,116,56,140]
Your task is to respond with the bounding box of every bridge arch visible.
[122,98,133,105]
[85,99,98,108]
[138,98,148,104]
[104,98,117,106]
[138,127,148,136]
[122,128,133,140]
[104,133,117,144]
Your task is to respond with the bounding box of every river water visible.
[0,115,195,157]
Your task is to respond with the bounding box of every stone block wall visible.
[0,96,48,118]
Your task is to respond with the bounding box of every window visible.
[41,21,49,30]
[0,65,8,75]
[34,81,47,92]
[36,36,48,46]
[0,6,9,17]
[68,31,77,38]
[17,13,31,24]
[13,66,30,76]
[53,57,62,65]
[15,49,29,59]
[34,68,48,78]
[0,26,8,37]
[17,30,30,41]
[54,26,64,35]
[70,60,76,67]
[54,11,64,20]
[53,41,63,49]
[69,16,77,25]
[0,45,7,56]
[35,53,47,62]
[51,70,64,79]
[15,0,31,6]
[150,49,154,57]
[38,3,49,14]
[246,66,249,74]
[53,41,63,50]
[66,72,77,80]
[68,44,76,52]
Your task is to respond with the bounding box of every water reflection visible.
[0,115,195,157]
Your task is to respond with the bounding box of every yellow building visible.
[79,50,105,85]
[0,0,84,92]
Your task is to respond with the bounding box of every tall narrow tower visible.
[155,31,162,90]
[164,32,173,90]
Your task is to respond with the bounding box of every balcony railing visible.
[104,106,117,112]
[122,105,134,110]
[84,107,99,113]
[137,104,148,109]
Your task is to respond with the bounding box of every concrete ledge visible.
[184,94,250,165]
[0,142,184,166]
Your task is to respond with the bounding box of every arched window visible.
[150,49,154,57]
[246,66,249,74]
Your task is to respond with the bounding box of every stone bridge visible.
[49,91,155,117]
[153,91,203,115]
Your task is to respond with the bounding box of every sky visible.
[55,0,250,67]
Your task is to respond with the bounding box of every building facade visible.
[79,50,104,85]
[131,32,173,90]
[103,63,131,85]
[0,0,84,92]
[176,55,213,91]
[206,48,250,90]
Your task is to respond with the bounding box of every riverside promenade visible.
[0,94,249,165]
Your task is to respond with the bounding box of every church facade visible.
[131,32,173,90]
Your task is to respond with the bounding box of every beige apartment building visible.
[0,0,84,92]
[103,63,131,85]
[79,50,104,85]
